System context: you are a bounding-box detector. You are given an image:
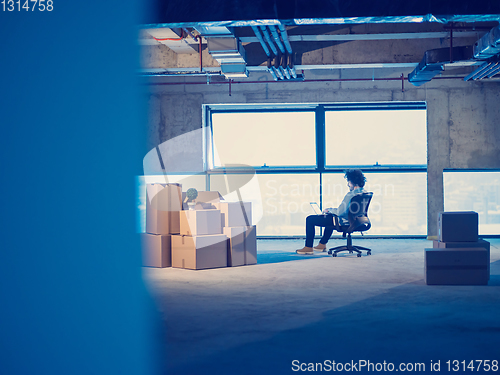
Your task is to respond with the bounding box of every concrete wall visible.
[145,72,500,236]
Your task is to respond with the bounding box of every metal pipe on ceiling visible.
[272,66,284,79]
[260,26,278,56]
[251,26,280,81]
[251,26,271,57]
[182,28,198,42]
[464,61,490,81]
[475,62,499,80]
[486,64,500,78]
[269,26,285,54]
[268,67,279,80]
[146,76,469,86]
[277,24,293,54]
[280,66,290,79]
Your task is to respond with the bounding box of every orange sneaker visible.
[314,243,327,251]
[296,246,314,255]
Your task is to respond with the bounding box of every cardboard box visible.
[424,248,488,285]
[214,201,252,227]
[146,183,182,235]
[171,234,227,270]
[222,225,257,266]
[180,209,222,236]
[141,233,171,268]
[438,211,478,242]
[244,225,257,265]
[223,227,246,267]
[433,239,490,279]
[182,191,222,210]
[196,191,222,204]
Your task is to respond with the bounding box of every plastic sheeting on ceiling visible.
[146,0,500,26]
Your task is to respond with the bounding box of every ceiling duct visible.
[207,37,248,78]
[192,26,233,38]
[408,46,474,86]
[473,25,500,59]
[464,25,500,81]
[410,25,500,86]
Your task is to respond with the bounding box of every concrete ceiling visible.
[139,4,500,84]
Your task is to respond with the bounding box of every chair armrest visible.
[331,214,341,231]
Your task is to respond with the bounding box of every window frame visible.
[203,102,428,237]
[205,101,427,173]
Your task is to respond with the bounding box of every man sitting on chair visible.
[296,169,367,255]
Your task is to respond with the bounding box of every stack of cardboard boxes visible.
[141,183,257,270]
[425,211,490,285]
[215,201,257,267]
[141,183,182,268]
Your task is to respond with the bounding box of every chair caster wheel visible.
[367,251,371,256]
[328,250,332,255]
[332,253,337,257]
[357,253,362,257]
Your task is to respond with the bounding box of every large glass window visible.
[325,109,427,166]
[201,102,428,236]
[444,171,500,235]
[211,173,320,236]
[323,173,427,235]
[211,111,316,168]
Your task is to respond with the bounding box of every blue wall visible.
[0,2,162,374]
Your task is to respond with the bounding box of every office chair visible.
[327,192,373,258]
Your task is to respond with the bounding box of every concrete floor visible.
[144,238,500,375]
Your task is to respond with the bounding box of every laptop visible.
[310,202,323,215]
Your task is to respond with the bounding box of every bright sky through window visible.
[212,111,315,167]
[325,109,427,166]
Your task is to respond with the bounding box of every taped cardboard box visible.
[438,211,478,242]
[214,201,252,227]
[141,233,171,268]
[424,247,488,285]
[433,239,490,280]
[182,191,223,210]
[244,225,257,265]
[180,209,222,236]
[146,183,182,235]
[222,227,246,267]
[222,225,257,266]
[171,234,227,270]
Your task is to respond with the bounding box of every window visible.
[322,172,427,235]
[444,171,500,235]
[325,109,427,166]
[210,111,315,168]
[204,102,428,236]
[210,173,321,236]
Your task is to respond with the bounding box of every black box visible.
[433,239,490,280]
[438,211,478,242]
[425,248,489,285]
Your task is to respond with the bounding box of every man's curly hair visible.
[344,169,366,187]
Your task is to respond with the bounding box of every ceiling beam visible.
[240,31,482,43]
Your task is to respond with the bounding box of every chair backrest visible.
[346,192,373,233]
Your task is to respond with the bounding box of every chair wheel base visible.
[328,246,372,258]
